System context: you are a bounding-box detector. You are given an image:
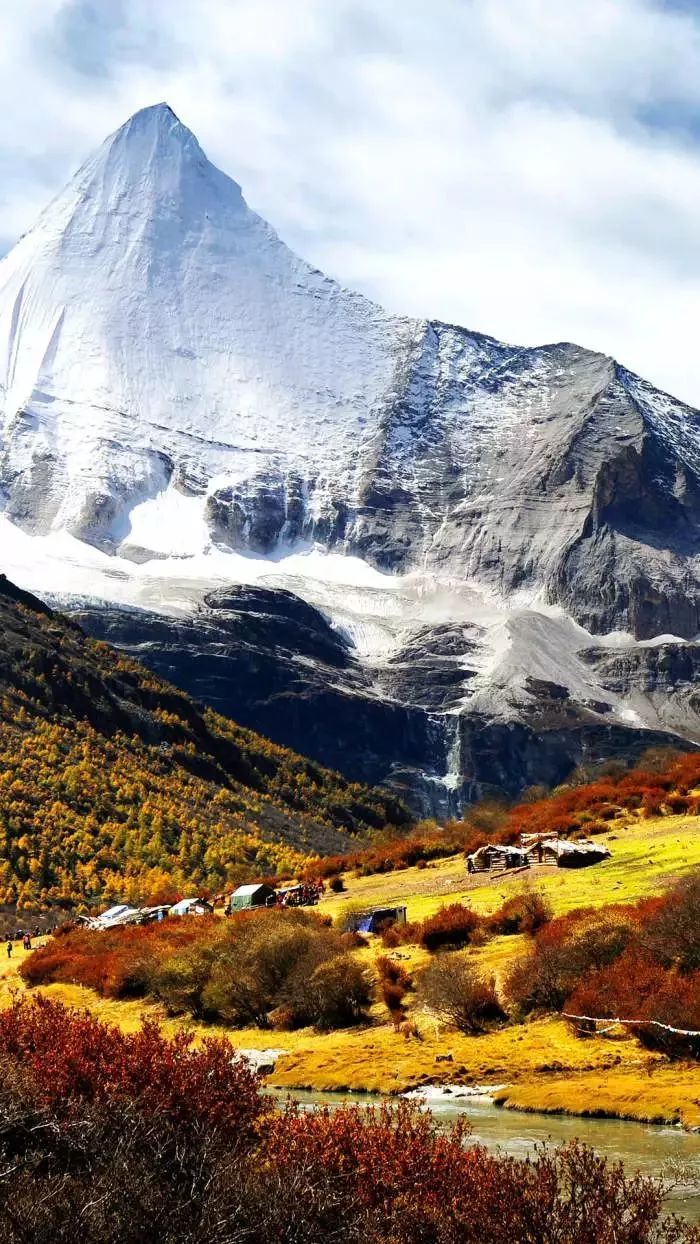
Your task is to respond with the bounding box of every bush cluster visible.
[0,997,694,1243]
[510,752,700,840]
[505,871,700,1058]
[419,902,483,951]
[21,910,371,1032]
[380,891,552,953]
[486,890,552,936]
[0,994,264,1138]
[417,955,506,1034]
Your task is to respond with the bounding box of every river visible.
[267,1087,700,1222]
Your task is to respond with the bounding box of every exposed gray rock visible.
[579,641,700,741]
[206,472,311,555]
[72,588,689,817]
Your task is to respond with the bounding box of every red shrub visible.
[379,919,422,948]
[420,903,482,951]
[488,890,551,936]
[375,955,412,990]
[0,1002,694,1240]
[506,907,641,1016]
[0,996,265,1140]
[381,980,407,1015]
[643,870,700,972]
[642,790,665,817]
[262,1103,690,1243]
[566,947,700,1059]
[666,794,691,814]
[566,947,666,1022]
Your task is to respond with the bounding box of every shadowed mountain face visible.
[73,588,691,817]
[0,104,698,812]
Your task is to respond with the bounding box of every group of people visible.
[274,880,324,908]
[6,933,33,958]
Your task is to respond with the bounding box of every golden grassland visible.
[11,953,700,1129]
[493,1068,700,1131]
[0,947,662,1095]
[319,810,700,924]
[267,1016,659,1095]
[4,809,700,1129]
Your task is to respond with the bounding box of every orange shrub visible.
[488,891,551,936]
[20,918,212,998]
[566,949,700,1059]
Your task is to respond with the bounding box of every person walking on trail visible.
[6,940,12,959]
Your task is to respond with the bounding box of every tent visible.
[88,904,141,930]
[229,883,276,912]
[169,897,213,917]
[139,905,172,923]
[353,906,408,934]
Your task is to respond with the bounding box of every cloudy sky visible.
[2,0,700,403]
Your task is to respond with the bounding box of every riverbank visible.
[9,963,699,1131]
[275,1086,700,1224]
[264,1020,700,1131]
[493,1067,700,1130]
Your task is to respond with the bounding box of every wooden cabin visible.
[466,844,530,874]
[524,837,611,869]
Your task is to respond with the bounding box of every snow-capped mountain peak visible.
[0,103,411,553]
[2,105,700,812]
[67,101,249,230]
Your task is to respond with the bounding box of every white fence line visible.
[562,1012,700,1037]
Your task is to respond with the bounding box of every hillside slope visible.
[0,575,408,908]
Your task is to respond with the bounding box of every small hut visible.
[525,837,611,869]
[466,844,529,874]
[229,883,276,913]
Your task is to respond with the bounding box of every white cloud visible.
[1,0,700,402]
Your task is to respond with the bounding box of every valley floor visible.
[6,809,700,1130]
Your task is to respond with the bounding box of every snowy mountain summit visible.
[2,104,700,810]
[0,103,412,555]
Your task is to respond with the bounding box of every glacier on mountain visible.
[2,103,700,810]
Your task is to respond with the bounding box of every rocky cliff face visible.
[0,104,698,812]
[72,587,689,816]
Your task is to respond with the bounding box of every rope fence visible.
[562,1012,700,1037]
